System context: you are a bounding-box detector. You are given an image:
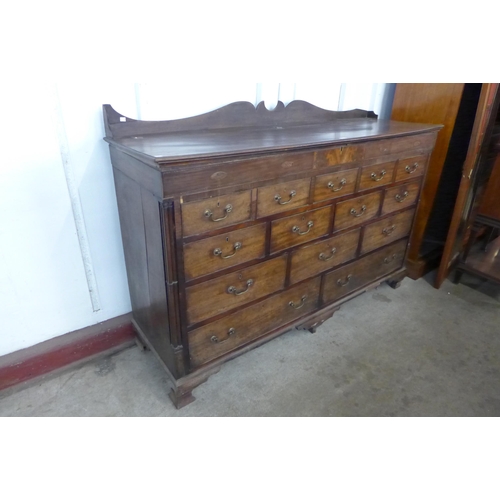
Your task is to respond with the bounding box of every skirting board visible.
[0,313,135,396]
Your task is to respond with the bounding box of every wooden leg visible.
[167,365,222,409]
[386,270,407,289]
[296,306,339,333]
[169,387,196,409]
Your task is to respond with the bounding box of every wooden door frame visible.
[434,83,500,288]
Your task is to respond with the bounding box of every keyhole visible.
[217,201,220,207]
[226,237,229,242]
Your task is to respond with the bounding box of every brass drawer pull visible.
[395,191,409,203]
[227,279,254,295]
[289,295,307,310]
[213,242,242,259]
[384,253,399,264]
[274,190,296,205]
[292,221,314,235]
[210,327,236,344]
[383,225,396,236]
[370,169,387,182]
[350,205,366,217]
[405,162,419,174]
[337,274,352,287]
[319,247,337,261]
[204,204,233,222]
[327,178,347,192]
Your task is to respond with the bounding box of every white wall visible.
[0,83,394,356]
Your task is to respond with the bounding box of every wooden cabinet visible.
[390,83,494,285]
[451,88,500,286]
[103,100,440,408]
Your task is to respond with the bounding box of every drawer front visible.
[315,144,364,168]
[361,209,415,255]
[183,223,266,281]
[186,255,287,325]
[181,190,252,237]
[334,191,382,231]
[188,277,321,367]
[358,161,396,191]
[163,151,315,198]
[257,178,311,217]
[362,132,436,158]
[313,168,358,202]
[322,239,408,304]
[395,155,427,182]
[289,228,361,285]
[270,206,332,254]
[389,133,436,155]
[382,182,421,216]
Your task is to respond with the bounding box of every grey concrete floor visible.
[1,273,499,417]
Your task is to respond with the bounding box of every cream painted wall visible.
[0,83,394,356]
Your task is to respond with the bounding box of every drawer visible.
[381,182,421,216]
[358,161,396,191]
[183,223,266,281]
[362,132,437,159]
[315,144,364,168]
[188,277,321,367]
[334,191,382,231]
[395,155,427,182]
[270,206,332,254]
[361,209,415,255]
[181,190,252,237]
[185,255,287,325]
[163,151,315,198]
[289,228,361,285]
[322,239,408,304]
[257,178,311,217]
[313,168,358,202]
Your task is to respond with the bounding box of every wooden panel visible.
[323,240,407,304]
[314,144,364,168]
[382,182,421,216]
[270,206,332,253]
[362,132,437,158]
[141,189,174,361]
[395,154,427,182]
[257,178,311,217]
[185,255,287,325]
[478,154,500,220]
[188,277,321,367]
[181,190,252,237]
[289,228,360,284]
[162,151,315,198]
[361,209,415,255]
[334,191,382,231]
[183,224,266,281]
[113,169,151,331]
[358,161,396,191]
[391,84,464,265]
[313,168,358,202]
[104,101,377,142]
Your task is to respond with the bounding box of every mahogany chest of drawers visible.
[103,100,441,408]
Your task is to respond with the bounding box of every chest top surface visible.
[103,100,442,166]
